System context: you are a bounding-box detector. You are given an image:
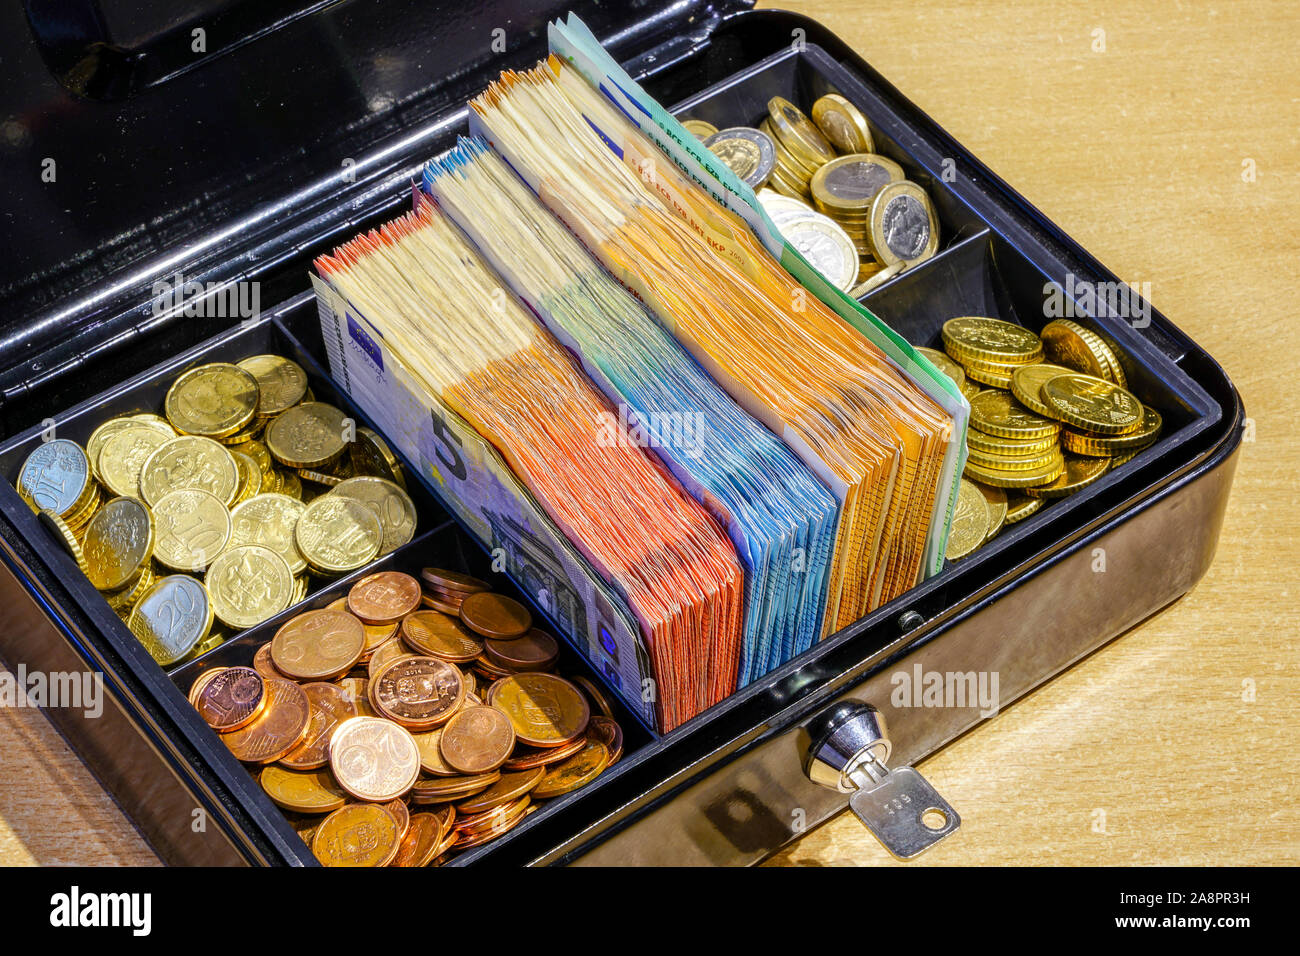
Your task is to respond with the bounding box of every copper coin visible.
[410,726,458,776]
[500,735,588,771]
[328,716,421,802]
[420,591,463,615]
[196,666,266,732]
[223,678,311,763]
[487,673,590,747]
[401,610,483,663]
[369,655,465,731]
[570,674,616,719]
[367,636,413,681]
[391,811,445,867]
[187,666,227,708]
[586,715,624,764]
[271,609,366,681]
[328,596,398,656]
[531,739,610,799]
[312,803,401,867]
[452,798,530,848]
[438,705,516,774]
[455,794,530,833]
[420,567,491,594]
[252,642,284,681]
[455,767,545,814]
[427,825,461,864]
[459,591,531,639]
[473,655,513,679]
[347,571,422,624]
[484,629,558,672]
[409,771,499,804]
[380,797,410,843]
[279,682,360,770]
[337,676,377,717]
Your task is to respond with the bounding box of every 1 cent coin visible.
[347,571,422,624]
[459,592,531,639]
[195,666,266,732]
[484,629,558,672]
[438,705,516,774]
[369,655,465,731]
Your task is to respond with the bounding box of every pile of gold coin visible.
[12,354,417,668]
[932,316,1163,561]
[187,568,622,865]
[685,93,939,297]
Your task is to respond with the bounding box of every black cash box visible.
[0,0,1241,865]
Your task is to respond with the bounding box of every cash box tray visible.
[0,1,1241,865]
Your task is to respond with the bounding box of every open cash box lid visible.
[0,0,754,423]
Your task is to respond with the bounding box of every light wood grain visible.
[0,0,1294,867]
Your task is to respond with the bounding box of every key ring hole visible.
[921,808,948,831]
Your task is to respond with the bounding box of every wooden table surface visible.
[0,0,1295,866]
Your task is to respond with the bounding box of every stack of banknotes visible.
[313,14,965,732]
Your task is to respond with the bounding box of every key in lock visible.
[804,701,959,859]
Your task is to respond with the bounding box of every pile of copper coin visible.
[186,566,623,865]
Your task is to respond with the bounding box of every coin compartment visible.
[0,3,1242,866]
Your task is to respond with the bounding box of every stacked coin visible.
[757,190,861,294]
[188,568,622,865]
[936,316,1162,561]
[759,96,837,198]
[809,153,905,271]
[11,354,417,667]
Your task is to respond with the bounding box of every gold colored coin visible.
[139,435,240,507]
[487,673,590,748]
[312,802,401,866]
[1041,373,1144,435]
[810,93,874,153]
[1040,319,1109,380]
[410,727,458,776]
[17,439,91,517]
[530,739,610,799]
[105,562,156,613]
[974,481,1007,541]
[97,425,170,500]
[944,479,992,561]
[916,346,966,393]
[1010,363,1076,417]
[401,610,483,663]
[82,496,154,591]
[295,494,382,575]
[1004,492,1044,525]
[236,354,309,417]
[259,765,347,814]
[205,544,294,630]
[349,427,405,488]
[228,493,307,575]
[151,488,231,572]
[766,96,836,167]
[810,153,902,213]
[328,716,420,802]
[966,427,1057,457]
[942,317,1043,365]
[87,419,142,484]
[330,476,416,555]
[1061,406,1163,456]
[962,361,1015,389]
[241,439,273,474]
[966,446,1061,471]
[963,452,1065,489]
[164,363,260,439]
[681,118,718,139]
[969,390,1060,440]
[1024,453,1112,500]
[229,450,263,505]
[869,180,939,268]
[38,509,90,575]
[266,402,350,469]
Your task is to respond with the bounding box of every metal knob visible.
[804,701,960,860]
